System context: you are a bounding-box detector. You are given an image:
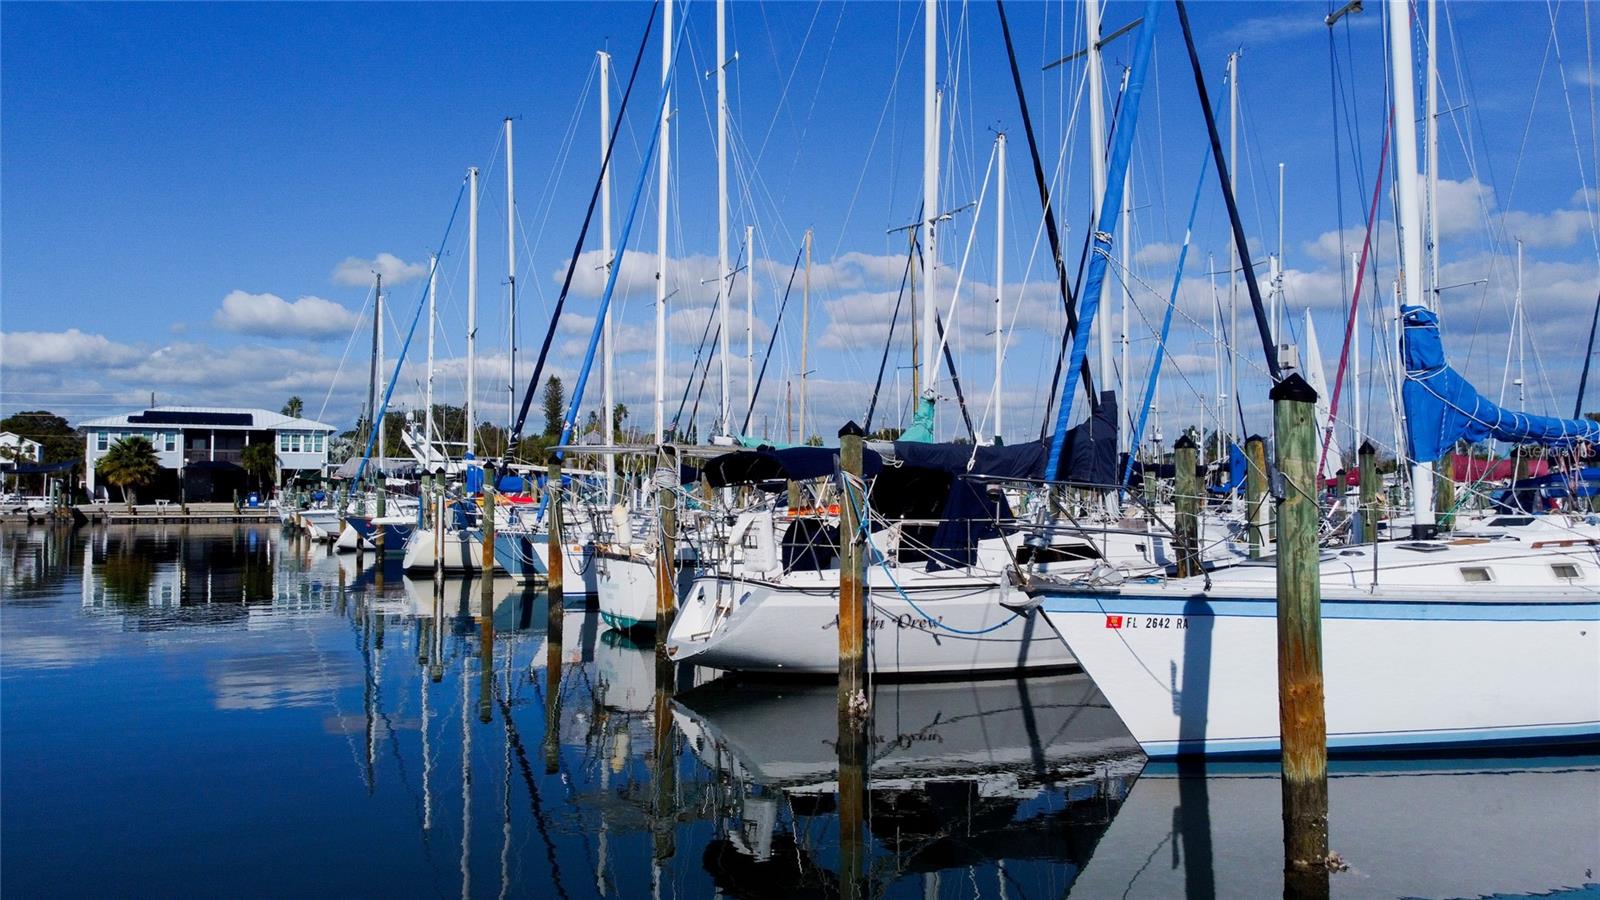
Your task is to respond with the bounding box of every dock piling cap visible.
[1174,433,1196,450]
[1269,372,1319,403]
[1359,439,1377,456]
[838,421,864,439]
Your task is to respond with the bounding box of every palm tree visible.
[281,396,304,419]
[97,436,160,510]
[241,442,279,496]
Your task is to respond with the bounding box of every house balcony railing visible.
[184,449,243,465]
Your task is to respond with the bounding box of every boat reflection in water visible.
[673,673,1146,896]
[1070,755,1600,898]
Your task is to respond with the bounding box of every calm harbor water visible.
[2,524,1597,899]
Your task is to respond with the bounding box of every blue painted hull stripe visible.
[1041,592,1600,621]
[1140,721,1600,758]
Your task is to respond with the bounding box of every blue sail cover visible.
[1402,305,1600,462]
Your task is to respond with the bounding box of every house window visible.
[279,432,290,452]
[313,433,324,453]
[164,433,176,452]
[1552,563,1581,580]
[1460,567,1493,583]
[291,433,303,453]
[97,432,108,451]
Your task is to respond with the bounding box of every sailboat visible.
[1023,0,1600,757]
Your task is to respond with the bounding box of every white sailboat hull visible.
[401,526,485,574]
[667,570,1075,676]
[1037,580,1600,756]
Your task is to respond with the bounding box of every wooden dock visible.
[0,502,281,526]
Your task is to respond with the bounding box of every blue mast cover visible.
[1402,305,1600,462]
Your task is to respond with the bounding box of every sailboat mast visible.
[716,0,730,438]
[599,50,615,497]
[505,117,516,437]
[376,273,385,468]
[994,132,1006,444]
[745,224,754,422]
[799,229,812,443]
[920,0,938,397]
[654,0,671,444]
[467,166,479,457]
[368,272,381,466]
[1350,251,1361,458]
[1227,51,1239,430]
[1388,0,1432,534]
[1275,162,1285,343]
[1120,138,1132,457]
[1426,0,1440,306]
[598,49,614,496]
[426,254,437,460]
[1087,0,1110,390]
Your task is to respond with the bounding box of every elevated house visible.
[82,406,335,502]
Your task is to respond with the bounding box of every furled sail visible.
[1401,305,1600,462]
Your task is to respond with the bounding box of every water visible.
[3,524,1597,899]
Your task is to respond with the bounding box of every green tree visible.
[241,442,280,494]
[612,403,629,437]
[541,377,566,438]
[281,396,304,419]
[97,436,160,510]
[0,410,81,465]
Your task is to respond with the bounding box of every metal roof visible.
[79,406,337,433]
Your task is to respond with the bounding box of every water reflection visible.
[2,524,1597,898]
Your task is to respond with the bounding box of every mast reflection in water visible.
[2,524,1595,898]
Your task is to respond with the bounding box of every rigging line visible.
[995,0,1096,420]
[1043,62,1135,440]
[507,0,660,451]
[742,244,805,434]
[1320,112,1392,480]
[863,240,917,433]
[1576,290,1600,418]
[352,179,469,488]
[686,323,723,439]
[1175,0,1279,382]
[516,60,599,315]
[317,283,376,424]
[670,300,721,435]
[1543,0,1600,261]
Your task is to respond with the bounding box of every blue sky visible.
[3,1,1597,458]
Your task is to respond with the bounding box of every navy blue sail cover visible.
[702,445,883,488]
[1403,305,1600,462]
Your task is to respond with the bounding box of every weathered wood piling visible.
[546,459,564,596]
[1358,441,1378,544]
[1246,434,1269,558]
[1272,373,1330,896]
[1173,434,1201,577]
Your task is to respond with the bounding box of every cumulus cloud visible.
[330,252,430,287]
[214,290,360,340]
[0,328,143,369]
[1134,242,1182,267]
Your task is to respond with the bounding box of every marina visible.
[4,523,1598,898]
[5,0,1600,895]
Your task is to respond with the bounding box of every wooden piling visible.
[546,459,564,596]
[1173,434,1202,577]
[1358,441,1378,544]
[836,420,871,900]
[543,591,564,774]
[837,422,868,712]
[654,446,679,640]
[375,481,386,558]
[1271,373,1330,891]
[1245,434,1269,558]
[481,462,497,579]
[1434,464,1456,532]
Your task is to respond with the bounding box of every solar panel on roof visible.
[128,411,254,427]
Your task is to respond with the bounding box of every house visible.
[82,406,336,502]
[0,431,44,463]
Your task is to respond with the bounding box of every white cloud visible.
[214,290,360,340]
[330,252,430,287]
[1134,242,1182,267]
[1500,208,1593,249]
[0,328,143,369]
